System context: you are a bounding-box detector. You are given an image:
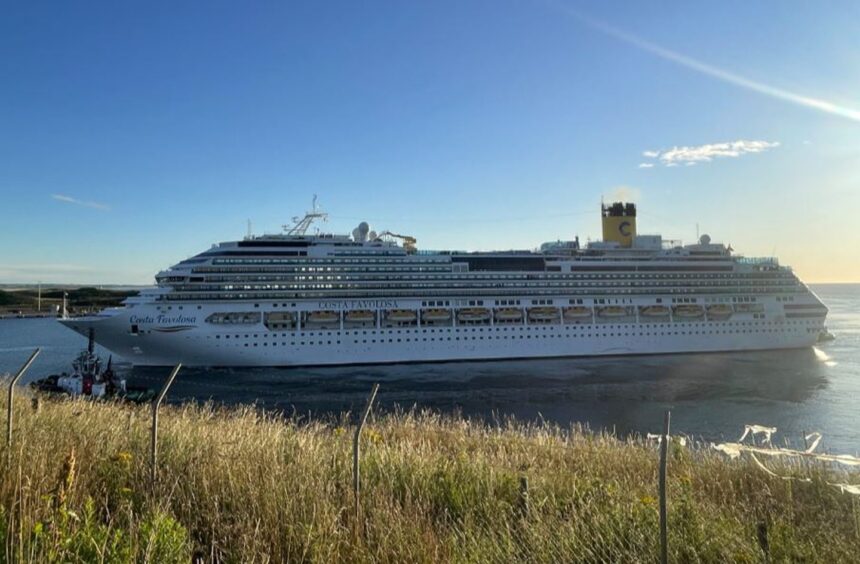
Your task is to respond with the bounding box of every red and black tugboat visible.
[31,329,155,402]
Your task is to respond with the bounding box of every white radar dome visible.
[699,234,711,245]
[354,221,371,243]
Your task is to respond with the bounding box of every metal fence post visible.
[659,410,671,564]
[519,475,530,517]
[151,364,181,487]
[757,521,770,564]
[6,348,40,449]
[353,383,379,531]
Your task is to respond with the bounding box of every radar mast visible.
[283,195,328,236]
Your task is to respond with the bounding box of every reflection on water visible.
[813,346,838,367]
[1,284,858,451]
[126,347,830,443]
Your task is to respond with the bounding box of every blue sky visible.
[1,1,859,284]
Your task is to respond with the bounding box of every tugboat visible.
[31,329,155,403]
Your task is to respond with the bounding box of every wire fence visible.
[4,351,860,562]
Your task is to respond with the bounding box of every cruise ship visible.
[60,201,828,367]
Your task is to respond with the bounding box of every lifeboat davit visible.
[494,308,523,322]
[387,309,417,322]
[422,308,452,322]
[528,307,560,322]
[345,310,375,323]
[597,306,629,318]
[639,305,670,317]
[706,304,733,319]
[457,308,490,322]
[563,306,592,320]
[306,310,340,324]
[673,305,704,318]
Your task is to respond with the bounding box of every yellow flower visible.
[365,429,383,444]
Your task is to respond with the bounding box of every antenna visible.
[696,223,699,241]
[283,196,328,236]
[246,219,252,240]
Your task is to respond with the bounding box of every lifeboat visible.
[706,304,733,319]
[528,307,560,322]
[266,312,295,322]
[494,308,523,322]
[639,305,670,317]
[673,305,704,318]
[422,308,452,322]
[264,312,295,329]
[306,310,340,324]
[563,306,592,320]
[208,312,261,324]
[345,310,375,323]
[597,306,629,318]
[457,308,491,322]
[386,309,417,323]
[734,303,764,313]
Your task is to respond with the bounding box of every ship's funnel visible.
[601,202,637,247]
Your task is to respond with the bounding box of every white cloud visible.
[640,140,780,167]
[51,193,110,211]
[638,162,654,169]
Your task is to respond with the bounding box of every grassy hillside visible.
[1,390,858,562]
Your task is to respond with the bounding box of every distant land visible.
[0,286,140,317]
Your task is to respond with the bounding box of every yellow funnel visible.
[602,202,637,247]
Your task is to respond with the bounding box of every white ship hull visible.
[60,298,826,367]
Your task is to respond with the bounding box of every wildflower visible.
[365,429,383,444]
[113,451,133,464]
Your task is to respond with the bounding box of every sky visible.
[1,1,859,285]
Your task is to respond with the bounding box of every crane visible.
[377,230,417,252]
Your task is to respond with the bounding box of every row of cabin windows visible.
[194,268,796,281]
[209,322,811,347]
[170,280,799,294]
[163,287,804,301]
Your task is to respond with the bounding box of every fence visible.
[4,350,860,562]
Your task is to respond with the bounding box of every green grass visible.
[1,387,858,562]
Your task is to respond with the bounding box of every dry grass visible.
[1,385,859,563]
